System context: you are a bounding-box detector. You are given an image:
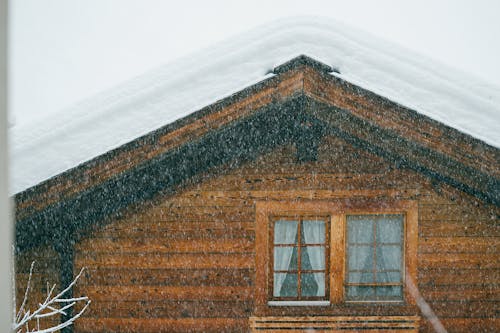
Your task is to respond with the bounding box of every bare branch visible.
[13,262,90,333]
[16,261,35,323]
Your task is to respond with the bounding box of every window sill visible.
[268,300,330,306]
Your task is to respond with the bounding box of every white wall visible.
[0,0,13,330]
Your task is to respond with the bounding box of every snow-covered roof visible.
[9,17,500,195]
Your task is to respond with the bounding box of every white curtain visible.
[274,220,298,297]
[303,220,325,296]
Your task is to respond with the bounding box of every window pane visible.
[274,246,298,270]
[376,286,402,299]
[346,286,375,299]
[347,216,373,244]
[301,273,325,297]
[274,273,298,297]
[274,220,298,244]
[376,271,401,283]
[348,245,372,270]
[376,215,403,243]
[376,245,402,271]
[301,246,325,270]
[348,272,374,283]
[302,220,325,244]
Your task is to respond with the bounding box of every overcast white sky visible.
[8,0,500,126]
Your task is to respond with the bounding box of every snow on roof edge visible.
[9,16,500,195]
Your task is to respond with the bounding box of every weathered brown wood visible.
[134,203,255,222]
[420,318,500,332]
[419,268,499,286]
[419,219,500,237]
[80,285,253,302]
[249,315,420,332]
[97,221,255,236]
[78,268,253,287]
[418,203,498,221]
[92,226,254,239]
[75,253,254,269]
[420,286,500,301]
[425,300,500,318]
[15,117,499,332]
[330,214,344,303]
[14,245,61,332]
[83,300,253,318]
[197,171,427,192]
[419,236,499,253]
[418,253,500,269]
[75,317,249,333]
[76,237,254,253]
[170,189,421,207]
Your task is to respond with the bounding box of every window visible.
[271,217,329,300]
[255,200,417,308]
[345,214,404,302]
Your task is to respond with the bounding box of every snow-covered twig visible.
[15,261,35,324]
[13,262,91,333]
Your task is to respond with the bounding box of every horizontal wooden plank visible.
[16,318,60,332]
[420,317,500,332]
[426,300,499,318]
[257,305,417,318]
[100,220,255,233]
[250,315,420,332]
[419,219,500,237]
[419,237,500,253]
[248,327,418,333]
[75,253,254,269]
[78,268,253,287]
[252,321,417,329]
[170,189,421,207]
[132,205,255,222]
[16,272,59,290]
[84,300,253,318]
[251,316,420,322]
[196,171,425,192]
[418,204,497,221]
[76,237,254,254]
[93,227,254,240]
[237,150,396,177]
[75,317,248,333]
[419,268,500,286]
[418,253,500,269]
[15,257,60,273]
[78,285,252,302]
[420,286,500,301]
[15,246,60,273]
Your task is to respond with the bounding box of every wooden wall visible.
[15,245,61,330]
[20,135,499,332]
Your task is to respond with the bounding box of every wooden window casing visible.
[255,199,418,311]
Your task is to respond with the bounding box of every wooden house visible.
[12,20,499,332]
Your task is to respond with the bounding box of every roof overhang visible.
[14,56,500,254]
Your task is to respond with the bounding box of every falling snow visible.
[8,17,500,195]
